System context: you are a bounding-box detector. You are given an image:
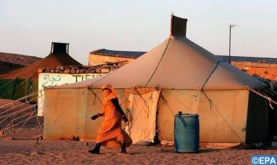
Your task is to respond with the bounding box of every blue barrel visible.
[174,113,199,153]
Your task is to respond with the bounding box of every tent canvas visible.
[43,15,269,144]
[0,42,81,100]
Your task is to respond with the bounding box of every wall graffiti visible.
[40,73,103,89]
[41,74,62,88]
[72,74,102,82]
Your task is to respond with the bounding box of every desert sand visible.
[1,139,277,165]
[1,99,277,164]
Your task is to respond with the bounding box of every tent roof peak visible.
[170,15,187,37]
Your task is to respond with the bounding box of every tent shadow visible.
[154,147,220,154]
[229,145,277,150]
[199,148,221,153]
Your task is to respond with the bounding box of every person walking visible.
[89,84,132,154]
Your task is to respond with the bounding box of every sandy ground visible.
[0,140,277,165]
[1,99,277,164]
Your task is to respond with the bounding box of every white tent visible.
[44,15,268,144]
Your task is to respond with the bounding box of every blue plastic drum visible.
[174,113,199,153]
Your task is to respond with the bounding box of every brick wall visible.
[232,61,277,80]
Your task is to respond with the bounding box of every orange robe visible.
[96,95,132,148]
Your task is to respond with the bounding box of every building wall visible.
[232,61,277,80]
[88,54,136,66]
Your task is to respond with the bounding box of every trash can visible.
[174,112,199,153]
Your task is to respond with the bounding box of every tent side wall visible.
[245,91,268,144]
[44,88,88,139]
[197,89,249,143]
[44,87,268,143]
[157,89,200,140]
[158,89,251,143]
[44,87,126,140]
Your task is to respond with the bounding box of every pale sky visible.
[1,0,277,65]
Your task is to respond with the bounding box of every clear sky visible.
[1,0,277,65]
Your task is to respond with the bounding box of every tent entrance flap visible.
[124,88,161,144]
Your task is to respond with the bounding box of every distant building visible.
[218,55,277,80]
[88,49,145,67]
[0,52,41,74]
